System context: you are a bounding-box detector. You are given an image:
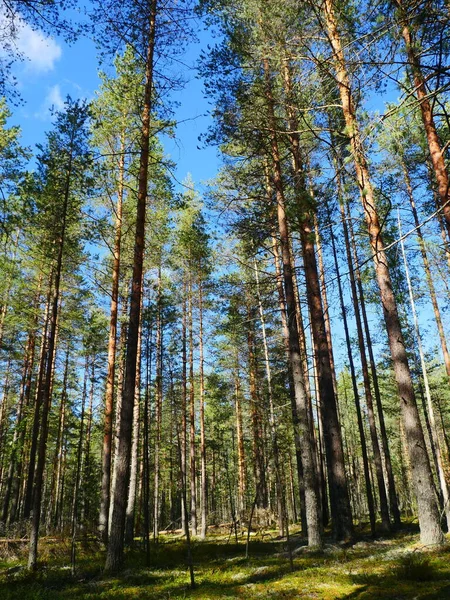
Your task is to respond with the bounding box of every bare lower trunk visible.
[99,134,125,543]
[263,58,322,547]
[105,2,157,571]
[188,272,197,536]
[322,0,443,544]
[402,162,450,381]
[398,212,450,530]
[346,203,401,527]
[335,199,391,533]
[199,278,207,539]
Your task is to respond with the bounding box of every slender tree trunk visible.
[246,299,267,509]
[272,236,308,535]
[254,259,293,568]
[322,0,443,544]
[346,203,401,527]
[234,366,246,520]
[402,161,450,381]
[105,1,157,571]
[396,0,450,240]
[23,276,53,520]
[334,200,391,533]
[181,289,188,535]
[199,277,208,539]
[45,347,70,533]
[99,132,125,543]
[71,358,88,574]
[398,212,450,530]
[263,58,322,547]
[280,58,352,539]
[154,269,163,540]
[188,271,197,536]
[2,289,40,524]
[327,209,377,535]
[28,118,76,567]
[125,289,143,544]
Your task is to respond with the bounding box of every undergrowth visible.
[0,526,449,599]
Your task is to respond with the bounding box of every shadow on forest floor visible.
[1,523,450,599]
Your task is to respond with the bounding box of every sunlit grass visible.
[1,526,450,599]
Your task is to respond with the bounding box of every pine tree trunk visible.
[246,299,267,509]
[263,57,322,547]
[346,203,401,528]
[327,209,376,536]
[398,212,450,530]
[396,0,450,240]
[254,259,293,566]
[402,161,450,381]
[272,235,308,535]
[99,133,125,543]
[199,277,208,539]
[335,199,391,533]
[105,1,157,571]
[154,269,163,540]
[188,272,197,536]
[125,289,143,544]
[234,367,246,520]
[181,290,188,536]
[71,359,88,574]
[280,58,352,539]
[322,0,443,544]
[23,277,53,520]
[28,122,75,567]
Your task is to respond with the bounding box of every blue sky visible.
[6,8,447,373]
[9,11,219,195]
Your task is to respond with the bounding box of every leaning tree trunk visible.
[396,0,450,241]
[322,0,443,544]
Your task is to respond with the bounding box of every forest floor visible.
[1,523,450,599]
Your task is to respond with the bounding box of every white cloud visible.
[17,22,62,73]
[0,10,62,74]
[34,84,65,119]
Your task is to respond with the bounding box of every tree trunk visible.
[199,277,208,539]
[396,0,450,240]
[188,271,197,536]
[322,0,443,544]
[335,199,391,533]
[105,0,157,571]
[263,57,322,547]
[154,269,163,540]
[99,132,125,543]
[346,202,401,528]
[326,213,376,535]
[398,212,450,530]
[125,289,143,544]
[402,161,450,381]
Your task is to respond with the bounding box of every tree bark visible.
[105,0,157,571]
[99,132,125,543]
[322,0,443,544]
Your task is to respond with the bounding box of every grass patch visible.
[0,529,449,599]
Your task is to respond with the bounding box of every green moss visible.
[0,531,449,599]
